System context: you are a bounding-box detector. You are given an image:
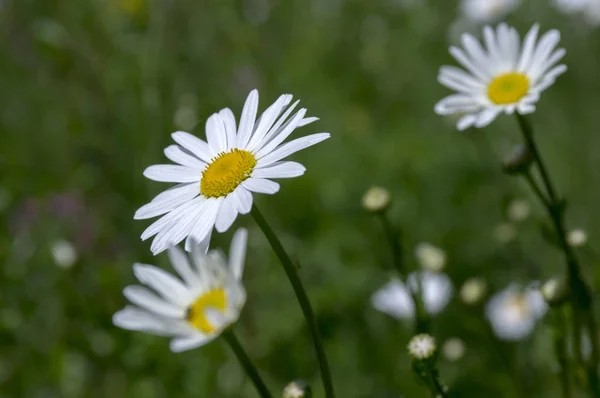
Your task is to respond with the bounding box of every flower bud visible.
[507,199,530,222]
[459,277,487,305]
[415,242,446,272]
[51,240,77,269]
[361,186,391,213]
[283,380,311,398]
[567,229,587,247]
[408,333,436,360]
[502,144,533,175]
[540,278,569,308]
[442,337,466,362]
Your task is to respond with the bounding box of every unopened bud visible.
[362,186,391,213]
[567,229,587,247]
[442,337,466,362]
[283,380,311,398]
[502,144,533,175]
[51,240,77,269]
[494,223,517,244]
[540,278,569,307]
[507,199,530,222]
[459,277,487,305]
[408,333,436,360]
[415,242,446,272]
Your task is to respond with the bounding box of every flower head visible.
[435,23,567,130]
[553,0,600,26]
[459,277,487,304]
[408,333,437,360]
[485,283,547,341]
[135,90,329,255]
[415,242,447,272]
[362,186,391,213]
[460,0,521,23]
[113,229,248,352]
[371,271,453,320]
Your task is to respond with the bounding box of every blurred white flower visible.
[135,89,328,255]
[507,199,530,222]
[459,277,487,304]
[283,380,310,398]
[567,228,588,247]
[494,222,517,244]
[486,284,547,340]
[460,0,521,23]
[442,337,466,361]
[113,229,248,352]
[371,271,453,320]
[51,240,77,269]
[553,0,600,25]
[415,242,447,272]
[435,24,567,130]
[408,333,437,359]
[362,186,391,213]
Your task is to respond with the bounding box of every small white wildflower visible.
[460,0,521,23]
[415,242,447,272]
[283,380,310,398]
[408,333,437,360]
[567,229,588,247]
[362,186,391,213]
[507,199,530,222]
[494,223,517,244]
[51,240,78,269]
[553,0,600,26]
[442,338,466,361]
[459,277,487,305]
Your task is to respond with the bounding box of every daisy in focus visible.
[435,23,567,130]
[113,229,248,352]
[485,283,547,341]
[459,0,521,23]
[371,271,453,320]
[136,89,329,255]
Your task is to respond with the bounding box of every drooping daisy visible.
[135,90,330,255]
[460,0,521,23]
[485,283,547,341]
[371,271,453,320]
[113,229,248,352]
[435,23,567,130]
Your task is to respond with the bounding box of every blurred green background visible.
[2,0,600,396]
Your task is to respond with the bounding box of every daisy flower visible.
[485,283,547,341]
[435,23,567,130]
[113,228,248,352]
[553,0,600,25]
[459,0,521,23]
[408,333,437,360]
[135,89,329,255]
[371,271,453,320]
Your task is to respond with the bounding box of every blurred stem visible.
[515,114,599,395]
[250,205,335,398]
[222,330,272,398]
[377,211,429,333]
[553,308,573,398]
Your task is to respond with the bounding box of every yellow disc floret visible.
[487,72,530,105]
[200,149,256,198]
[186,288,228,333]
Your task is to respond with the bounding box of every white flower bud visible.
[507,199,530,222]
[51,240,77,269]
[415,242,446,272]
[408,333,436,360]
[567,229,587,247]
[459,277,487,305]
[361,186,391,213]
[442,338,466,361]
[283,380,311,398]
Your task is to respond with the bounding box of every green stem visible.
[554,308,573,398]
[250,205,335,398]
[222,330,272,398]
[515,114,599,395]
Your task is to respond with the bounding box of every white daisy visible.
[135,90,330,255]
[460,0,521,23]
[371,271,453,320]
[435,23,567,130]
[408,333,437,360]
[554,0,600,25]
[485,283,547,341]
[113,228,248,352]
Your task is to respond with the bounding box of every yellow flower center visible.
[186,288,228,334]
[487,73,530,105]
[200,149,257,198]
[507,295,529,320]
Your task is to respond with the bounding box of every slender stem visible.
[250,205,335,398]
[222,330,272,398]
[515,114,599,394]
[554,308,573,398]
[378,213,404,275]
[429,369,449,398]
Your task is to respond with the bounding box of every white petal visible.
[456,114,478,130]
[171,131,214,163]
[298,116,319,127]
[254,108,307,159]
[449,46,490,82]
[474,108,501,128]
[461,33,493,76]
[164,145,206,169]
[253,99,300,151]
[133,263,192,306]
[246,94,292,152]
[113,306,192,337]
[188,198,222,247]
[134,183,199,220]
[141,197,204,241]
[517,24,540,72]
[257,133,330,166]
[526,29,561,80]
[229,228,248,280]
[434,94,481,115]
[170,334,216,352]
[243,178,280,194]
[185,228,212,253]
[231,187,253,214]
[206,113,227,154]
[215,195,238,233]
[219,108,237,150]
[143,165,200,183]
[168,245,201,288]
[237,90,259,149]
[252,161,306,179]
[123,286,185,318]
[439,65,486,90]
[408,272,453,315]
[371,279,415,319]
